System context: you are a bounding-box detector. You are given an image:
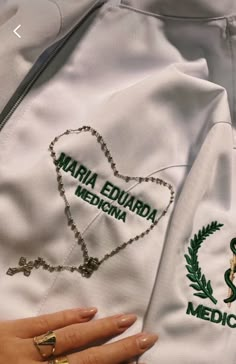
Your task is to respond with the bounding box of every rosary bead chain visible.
[6,125,175,278]
[49,125,175,273]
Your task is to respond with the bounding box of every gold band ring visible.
[48,356,69,364]
[33,330,56,359]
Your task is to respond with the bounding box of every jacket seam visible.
[48,0,63,37]
[119,4,228,22]
[226,19,236,144]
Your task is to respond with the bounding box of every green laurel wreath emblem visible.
[184,221,224,305]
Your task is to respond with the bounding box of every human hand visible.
[0,307,158,363]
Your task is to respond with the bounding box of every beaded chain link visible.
[7,126,175,278]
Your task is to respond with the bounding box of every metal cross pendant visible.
[7,257,34,276]
[78,257,100,278]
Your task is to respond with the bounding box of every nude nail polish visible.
[137,333,158,350]
[117,314,137,328]
[80,307,97,318]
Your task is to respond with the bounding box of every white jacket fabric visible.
[0,0,236,363]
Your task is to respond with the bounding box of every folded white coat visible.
[0,0,236,363]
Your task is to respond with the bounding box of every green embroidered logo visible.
[224,238,236,307]
[184,221,223,305]
[185,222,236,329]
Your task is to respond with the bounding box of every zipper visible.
[226,17,236,147]
[0,1,105,132]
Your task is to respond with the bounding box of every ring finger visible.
[27,313,137,360]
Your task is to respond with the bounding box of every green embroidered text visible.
[56,152,158,224]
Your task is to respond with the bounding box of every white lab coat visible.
[0,1,236,363]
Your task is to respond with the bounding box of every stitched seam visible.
[213,120,232,125]
[227,20,236,147]
[48,0,63,37]
[119,4,228,22]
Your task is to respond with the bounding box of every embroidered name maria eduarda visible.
[56,152,158,224]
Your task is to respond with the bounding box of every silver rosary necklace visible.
[7,125,174,278]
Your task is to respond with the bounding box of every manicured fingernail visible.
[137,332,158,350]
[80,307,97,318]
[117,314,137,328]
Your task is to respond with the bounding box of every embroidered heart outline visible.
[50,126,175,272]
[6,125,175,279]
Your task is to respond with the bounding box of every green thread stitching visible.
[184,221,224,305]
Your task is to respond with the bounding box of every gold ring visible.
[48,356,69,364]
[33,330,56,359]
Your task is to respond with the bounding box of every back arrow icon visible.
[14,24,21,38]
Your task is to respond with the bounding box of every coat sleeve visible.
[137,86,234,363]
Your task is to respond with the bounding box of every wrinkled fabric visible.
[0,0,236,363]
